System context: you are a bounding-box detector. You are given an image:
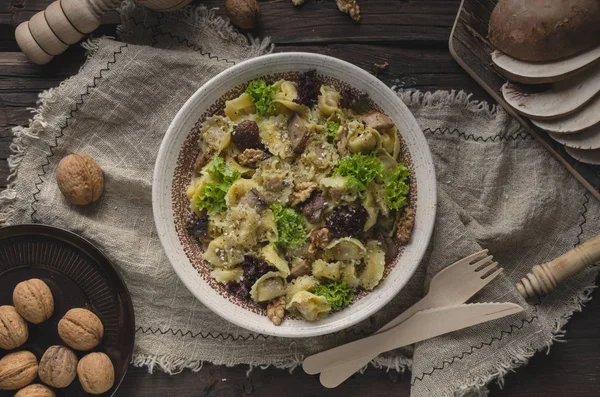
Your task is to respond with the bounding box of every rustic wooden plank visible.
[449,0,600,199]
[0,0,461,49]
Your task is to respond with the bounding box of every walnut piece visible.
[308,228,331,254]
[56,153,104,205]
[77,352,115,394]
[38,346,78,388]
[397,208,415,244]
[13,278,54,324]
[58,308,104,351]
[237,148,265,167]
[15,384,56,397]
[336,0,361,22]
[267,296,286,326]
[290,182,318,207]
[0,305,28,350]
[0,351,38,391]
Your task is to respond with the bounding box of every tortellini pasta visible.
[224,93,255,120]
[211,268,243,284]
[312,259,341,281]
[286,291,331,321]
[359,241,386,290]
[318,86,341,116]
[324,238,367,261]
[187,76,413,325]
[251,272,287,302]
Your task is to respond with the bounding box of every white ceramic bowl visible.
[153,52,436,338]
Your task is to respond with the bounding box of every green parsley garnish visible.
[384,163,410,210]
[195,182,229,215]
[334,153,383,192]
[324,121,340,140]
[245,80,278,117]
[195,158,241,215]
[311,281,354,310]
[207,157,240,184]
[271,203,307,249]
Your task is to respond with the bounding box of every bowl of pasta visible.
[153,52,436,337]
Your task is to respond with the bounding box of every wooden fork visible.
[311,250,503,386]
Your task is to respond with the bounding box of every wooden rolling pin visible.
[516,234,600,299]
[15,0,193,65]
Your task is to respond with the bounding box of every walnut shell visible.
[38,346,78,388]
[15,384,56,397]
[56,153,104,205]
[57,308,104,351]
[0,351,38,391]
[77,352,115,394]
[0,305,28,350]
[225,0,259,29]
[13,279,54,324]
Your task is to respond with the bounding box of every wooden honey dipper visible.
[516,234,600,299]
[15,0,193,65]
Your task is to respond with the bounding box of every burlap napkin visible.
[2,2,599,396]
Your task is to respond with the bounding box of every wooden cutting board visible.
[449,0,600,201]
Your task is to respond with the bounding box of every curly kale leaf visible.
[334,153,384,192]
[384,163,410,210]
[271,203,307,249]
[311,281,354,310]
[245,79,278,117]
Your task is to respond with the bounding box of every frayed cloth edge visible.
[395,89,499,119]
[0,38,107,225]
[116,1,273,58]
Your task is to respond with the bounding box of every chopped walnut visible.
[308,228,331,254]
[237,148,265,167]
[397,208,415,244]
[267,296,286,326]
[336,0,361,22]
[290,182,318,207]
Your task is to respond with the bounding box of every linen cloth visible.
[2,3,599,396]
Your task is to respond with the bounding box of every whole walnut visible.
[38,346,78,388]
[0,351,38,390]
[58,308,104,351]
[13,278,54,324]
[15,384,56,397]
[56,153,104,205]
[0,305,28,350]
[77,352,115,394]
[225,0,259,29]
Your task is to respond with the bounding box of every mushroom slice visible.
[298,193,327,223]
[501,67,600,120]
[288,112,311,154]
[250,271,287,302]
[359,111,394,132]
[549,124,600,150]
[238,188,268,213]
[531,95,600,134]
[492,47,600,85]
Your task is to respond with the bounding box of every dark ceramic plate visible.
[0,224,135,397]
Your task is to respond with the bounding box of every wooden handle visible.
[516,234,600,299]
[15,0,196,64]
[15,0,121,65]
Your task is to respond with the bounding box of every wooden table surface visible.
[1,1,599,396]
